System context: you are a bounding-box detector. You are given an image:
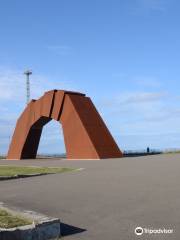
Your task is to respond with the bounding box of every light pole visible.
[24,70,32,105]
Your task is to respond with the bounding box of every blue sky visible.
[0,0,180,154]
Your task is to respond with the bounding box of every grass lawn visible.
[166,151,180,154]
[0,166,75,177]
[0,209,32,228]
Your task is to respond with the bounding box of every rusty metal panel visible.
[41,90,55,117]
[51,90,65,120]
[60,94,99,159]
[60,94,122,159]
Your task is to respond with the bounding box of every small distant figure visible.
[147,147,150,154]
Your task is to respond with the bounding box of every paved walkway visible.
[0,154,180,239]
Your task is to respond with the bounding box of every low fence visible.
[123,149,162,157]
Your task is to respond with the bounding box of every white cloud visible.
[0,66,81,154]
[133,76,162,88]
[121,91,167,105]
[130,0,171,15]
[99,91,167,107]
[137,0,167,11]
[98,90,180,145]
[0,66,81,103]
[111,74,162,90]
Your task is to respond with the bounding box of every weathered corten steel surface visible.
[7,90,122,160]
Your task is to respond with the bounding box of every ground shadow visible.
[60,222,86,237]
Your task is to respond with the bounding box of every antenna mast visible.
[24,70,32,104]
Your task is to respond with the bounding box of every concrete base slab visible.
[0,202,61,240]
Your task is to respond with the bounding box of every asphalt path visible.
[0,154,180,240]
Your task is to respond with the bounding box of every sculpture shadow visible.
[60,222,86,237]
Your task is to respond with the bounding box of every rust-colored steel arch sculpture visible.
[7,90,122,160]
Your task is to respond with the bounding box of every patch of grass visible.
[0,166,75,177]
[0,209,32,228]
[165,150,180,154]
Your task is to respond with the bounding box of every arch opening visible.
[37,120,66,158]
